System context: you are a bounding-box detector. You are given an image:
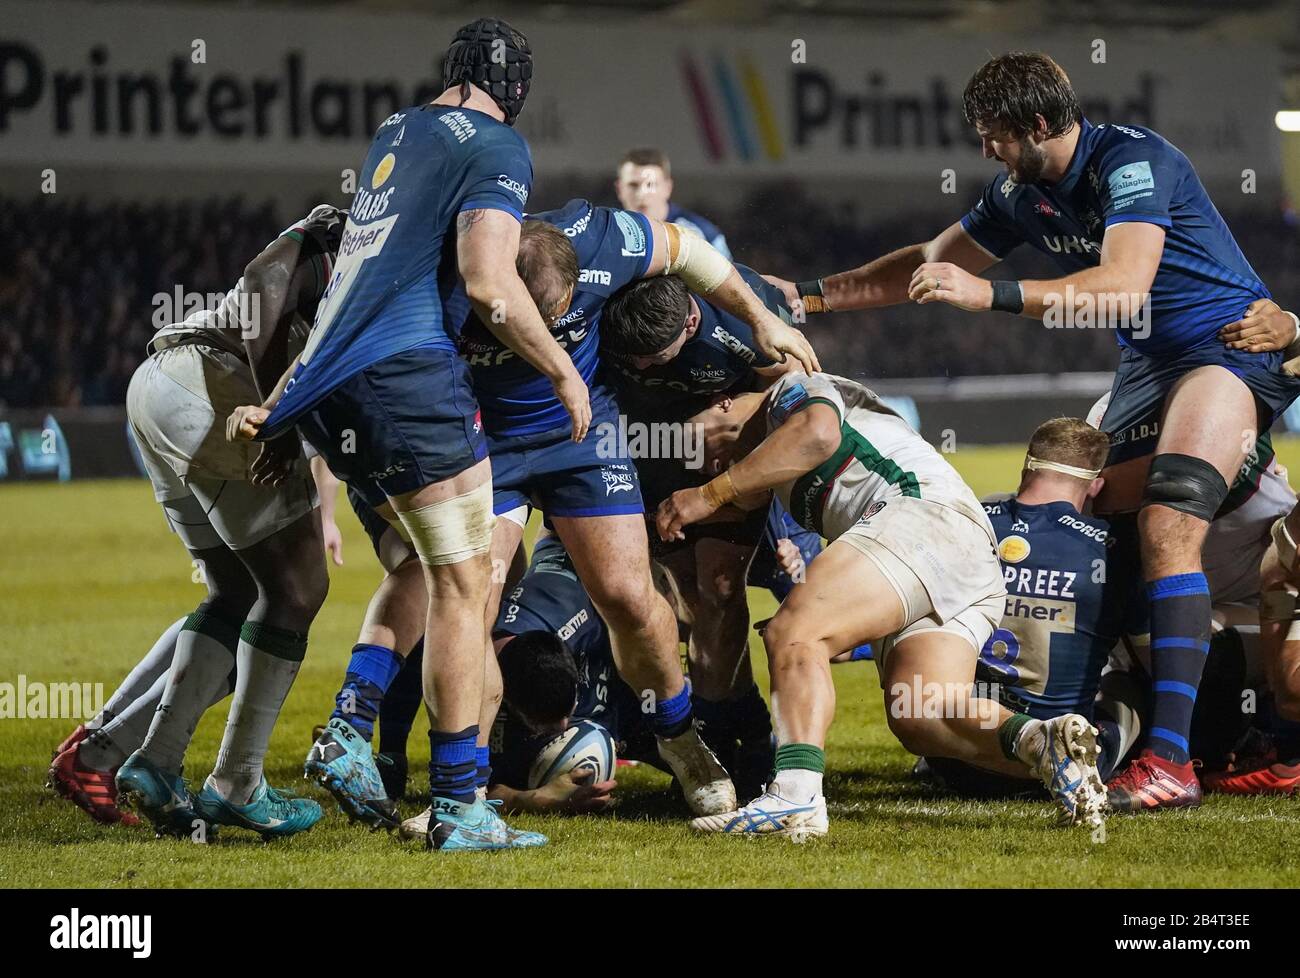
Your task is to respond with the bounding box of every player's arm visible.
[240,236,317,404]
[487,769,617,815]
[657,401,840,541]
[764,220,997,314]
[910,220,1164,321]
[311,455,344,566]
[458,208,591,441]
[642,219,819,374]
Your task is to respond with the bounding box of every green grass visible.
[3,442,1300,887]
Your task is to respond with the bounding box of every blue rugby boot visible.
[116,751,216,840]
[195,777,322,840]
[304,717,398,829]
[426,795,549,852]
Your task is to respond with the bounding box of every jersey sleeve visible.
[459,133,534,222]
[767,372,846,428]
[600,208,655,287]
[959,178,1024,260]
[1096,133,1178,229]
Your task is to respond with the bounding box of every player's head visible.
[518,220,579,325]
[603,275,699,369]
[615,148,674,219]
[442,18,533,125]
[962,52,1081,184]
[1018,416,1109,506]
[688,391,767,476]
[497,630,579,735]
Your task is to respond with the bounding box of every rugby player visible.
[324,196,818,822]
[661,372,1109,836]
[614,148,731,258]
[916,418,1144,797]
[231,19,589,851]
[766,52,1300,812]
[82,205,344,839]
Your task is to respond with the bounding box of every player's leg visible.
[552,511,736,815]
[475,510,528,802]
[1109,365,1255,811]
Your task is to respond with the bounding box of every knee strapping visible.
[394,481,494,567]
[1140,453,1229,523]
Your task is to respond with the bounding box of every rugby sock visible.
[652,684,694,739]
[429,726,478,806]
[378,642,424,756]
[139,609,241,776]
[1146,573,1211,765]
[93,616,185,729]
[475,746,491,793]
[210,622,308,805]
[771,743,824,799]
[331,643,404,741]
[999,713,1042,765]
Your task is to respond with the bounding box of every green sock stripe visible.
[998,712,1033,761]
[240,621,308,662]
[182,609,242,653]
[775,742,825,774]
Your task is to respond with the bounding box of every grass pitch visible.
[3,442,1300,888]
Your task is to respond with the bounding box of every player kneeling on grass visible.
[92,206,343,840]
[658,373,1109,837]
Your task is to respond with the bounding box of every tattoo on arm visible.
[456,209,487,234]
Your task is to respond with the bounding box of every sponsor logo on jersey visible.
[602,465,636,495]
[690,366,730,383]
[771,382,808,422]
[859,499,887,521]
[557,608,589,642]
[497,174,528,205]
[578,268,612,286]
[381,111,405,128]
[614,211,646,257]
[1041,234,1101,256]
[1000,177,1016,198]
[1109,124,1147,140]
[1003,594,1075,627]
[1011,518,1030,533]
[371,152,396,189]
[1034,201,1060,217]
[1056,514,1108,542]
[440,110,477,143]
[1106,160,1155,201]
[351,186,396,223]
[710,324,757,363]
[564,208,593,237]
[998,534,1032,563]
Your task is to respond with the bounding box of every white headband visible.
[1025,455,1101,481]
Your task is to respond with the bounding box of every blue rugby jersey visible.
[666,202,731,260]
[960,118,1268,357]
[458,199,653,437]
[261,105,532,438]
[979,496,1134,720]
[608,265,783,418]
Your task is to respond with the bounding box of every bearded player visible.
[767,52,1300,813]
[660,372,1108,837]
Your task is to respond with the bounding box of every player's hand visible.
[553,369,592,443]
[1219,298,1296,353]
[762,274,801,310]
[249,435,300,488]
[227,404,269,442]
[752,309,820,374]
[536,768,617,813]
[774,537,807,583]
[909,262,992,312]
[322,518,344,566]
[656,486,719,542]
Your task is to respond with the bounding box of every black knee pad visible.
[1141,453,1229,523]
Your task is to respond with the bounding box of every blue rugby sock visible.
[653,684,693,738]
[1146,573,1211,764]
[330,644,404,741]
[475,745,491,792]
[428,726,478,805]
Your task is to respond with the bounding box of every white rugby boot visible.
[691,786,828,841]
[1021,713,1108,829]
[656,722,737,816]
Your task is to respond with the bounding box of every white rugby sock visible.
[209,623,306,805]
[87,617,185,730]
[1012,718,1049,767]
[771,767,823,801]
[139,612,240,776]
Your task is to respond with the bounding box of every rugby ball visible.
[526,719,617,789]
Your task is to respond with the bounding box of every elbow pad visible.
[663,221,733,295]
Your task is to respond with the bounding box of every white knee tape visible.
[1272,516,1299,573]
[396,481,495,567]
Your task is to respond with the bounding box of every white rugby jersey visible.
[763,372,989,541]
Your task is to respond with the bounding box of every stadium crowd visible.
[6,188,1299,408]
